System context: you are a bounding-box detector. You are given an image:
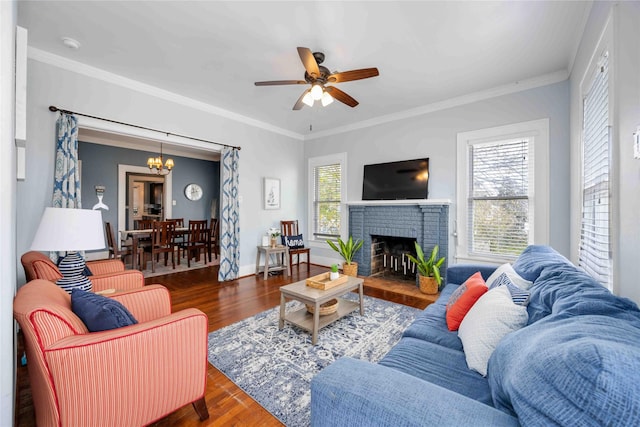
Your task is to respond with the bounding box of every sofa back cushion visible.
[488,315,640,426]
[511,245,571,282]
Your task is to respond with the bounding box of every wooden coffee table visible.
[278,275,364,345]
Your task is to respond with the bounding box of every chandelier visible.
[147,143,174,175]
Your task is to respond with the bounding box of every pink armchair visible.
[21,251,144,292]
[14,279,210,426]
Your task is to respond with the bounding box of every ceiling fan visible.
[254,47,379,110]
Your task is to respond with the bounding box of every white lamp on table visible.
[31,207,106,293]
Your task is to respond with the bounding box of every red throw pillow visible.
[445,272,488,331]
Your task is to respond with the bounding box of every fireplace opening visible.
[370,235,418,282]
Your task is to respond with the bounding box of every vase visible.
[342,262,358,277]
[270,237,277,248]
[329,271,340,281]
[418,275,439,294]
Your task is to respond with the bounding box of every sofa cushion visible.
[511,245,572,282]
[488,315,640,426]
[71,289,138,332]
[445,272,487,331]
[458,286,528,376]
[403,284,464,351]
[380,337,493,405]
[486,263,532,290]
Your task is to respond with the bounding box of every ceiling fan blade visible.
[293,88,311,110]
[297,47,320,78]
[325,86,359,108]
[328,68,379,83]
[255,80,306,86]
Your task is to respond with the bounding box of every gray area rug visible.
[207,294,422,426]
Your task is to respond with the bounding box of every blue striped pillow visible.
[494,273,530,306]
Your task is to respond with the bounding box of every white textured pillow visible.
[486,263,533,290]
[458,285,528,376]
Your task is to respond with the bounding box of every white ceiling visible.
[18,1,592,140]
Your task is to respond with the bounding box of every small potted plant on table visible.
[407,242,445,294]
[268,227,281,248]
[329,264,340,280]
[327,236,363,277]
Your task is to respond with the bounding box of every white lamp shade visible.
[31,208,106,251]
[302,92,314,107]
[311,84,323,100]
[321,91,334,106]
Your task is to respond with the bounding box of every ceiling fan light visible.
[321,91,334,106]
[302,92,314,107]
[311,84,323,100]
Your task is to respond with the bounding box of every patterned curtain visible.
[53,113,81,208]
[51,113,81,261]
[218,147,240,281]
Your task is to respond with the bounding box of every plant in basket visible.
[406,242,445,294]
[327,236,363,277]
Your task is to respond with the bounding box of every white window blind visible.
[579,53,611,288]
[468,139,532,258]
[313,163,341,239]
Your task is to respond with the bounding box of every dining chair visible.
[167,218,186,248]
[209,218,219,261]
[150,220,177,273]
[181,220,209,267]
[105,222,146,270]
[280,220,310,272]
[135,219,154,230]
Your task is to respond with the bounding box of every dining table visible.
[120,226,199,270]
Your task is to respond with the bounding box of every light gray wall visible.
[569,1,640,303]
[18,59,304,283]
[2,2,18,425]
[305,81,571,266]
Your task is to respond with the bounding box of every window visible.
[308,153,347,243]
[457,119,549,263]
[469,139,532,257]
[579,52,611,289]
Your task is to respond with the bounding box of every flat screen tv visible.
[362,158,429,200]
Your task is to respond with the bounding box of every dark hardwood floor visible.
[16,264,432,427]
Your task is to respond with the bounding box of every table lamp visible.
[31,207,106,293]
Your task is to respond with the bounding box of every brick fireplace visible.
[348,201,450,283]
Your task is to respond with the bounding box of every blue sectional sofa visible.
[311,245,640,426]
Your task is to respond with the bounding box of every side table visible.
[255,245,290,279]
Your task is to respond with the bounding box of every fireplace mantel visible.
[346,199,451,206]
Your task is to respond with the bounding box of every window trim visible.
[307,152,347,249]
[456,119,549,264]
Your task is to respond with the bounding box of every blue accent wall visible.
[78,142,220,233]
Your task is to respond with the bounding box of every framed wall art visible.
[263,177,280,210]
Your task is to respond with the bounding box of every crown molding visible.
[304,69,569,141]
[28,47,304,141]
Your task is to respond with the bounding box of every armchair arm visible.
[311,358,519,427]
[109,284,172,322]
[87,258,125,275]
[90,270,145,292]
[44,308,208,427]
[446,264,497,285]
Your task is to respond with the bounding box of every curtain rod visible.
[48,105,240,150]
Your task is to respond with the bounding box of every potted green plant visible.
[268,227,281,248]
[327,236,363,277]
[407,242,445,294]
[330,264,340,280]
